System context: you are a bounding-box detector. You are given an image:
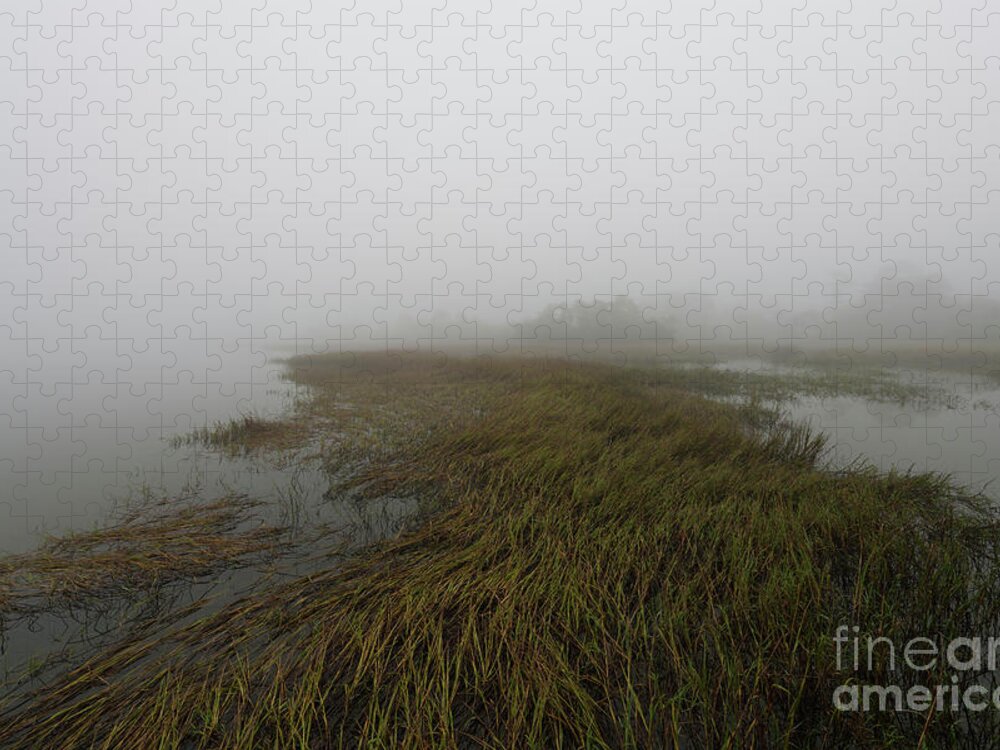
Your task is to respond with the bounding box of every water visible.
[0,348,292,554]
[0,349,421,698]
[714,358,1000,499]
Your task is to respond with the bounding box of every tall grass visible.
[2,353,1000,748]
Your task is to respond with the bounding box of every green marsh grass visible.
[171,413,309,455]
[0,494,283,619]
[3,352,1000,748]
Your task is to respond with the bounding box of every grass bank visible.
[2,352,1000,748]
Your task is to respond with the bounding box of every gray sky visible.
[1,1,999,370]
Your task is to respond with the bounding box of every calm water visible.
[0,350,299,554]
[715,358,1000,499]
[0,349,419,694]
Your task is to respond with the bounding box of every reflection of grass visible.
[764,344,1000,384]
[638,359,960,407]
[0,495,283,618]
[5,352,1000,748]
[171,413,309,455]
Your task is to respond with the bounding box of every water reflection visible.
[713,359,1000,499]
[0,360,421,703]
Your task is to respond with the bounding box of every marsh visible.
[3,349,1000,748]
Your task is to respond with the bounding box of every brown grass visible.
[0,495,284,618]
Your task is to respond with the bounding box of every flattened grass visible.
[3,352,1000,748]
[0,495,283,618]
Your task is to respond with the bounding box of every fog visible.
[2,3,999,537]
[3,4,999,366]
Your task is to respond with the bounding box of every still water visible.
[0,350,418,695]
[715,358,1000,499]
[0,353,300,555]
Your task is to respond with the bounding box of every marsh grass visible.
[3,352,1000,748]
[171,413,309,455]
[0,494,283,619]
